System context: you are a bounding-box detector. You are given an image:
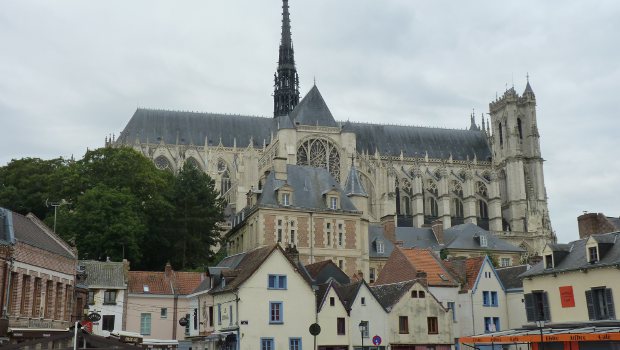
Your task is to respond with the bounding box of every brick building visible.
[577,212,620,239]
[0,207,78,337]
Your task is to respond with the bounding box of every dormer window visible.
[480,234,488,248]
[280,192,291,206]
[545,254,553,269]
[330,196,338,210]
[377,241,385,254]
[589,247,598,263]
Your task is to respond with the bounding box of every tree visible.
[0,157,78,219]
[61,185,146,263]
[170,162,225,269]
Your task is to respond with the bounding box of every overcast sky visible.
[1,1,618,243]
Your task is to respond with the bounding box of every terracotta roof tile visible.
[377,247,458,287]
[129,268,203,295]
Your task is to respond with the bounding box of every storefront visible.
[459,326,620,350]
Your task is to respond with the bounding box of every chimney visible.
[381,214,396,242]
[164,262,173,277]
[578,212,616,239]
[284,244,300,265]
[273,156,288,181]
[416,270,428,286]
[431,219,444,245]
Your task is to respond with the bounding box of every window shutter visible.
[524,293,535,322]
[585,290,595,321]
[606,288,616,320]
[542,292,551,321]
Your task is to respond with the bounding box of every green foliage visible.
[0,147,224,270]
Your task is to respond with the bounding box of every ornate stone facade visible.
[113,1,554,257]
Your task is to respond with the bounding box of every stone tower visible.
[273,0,300,117]
[489,79,554,253]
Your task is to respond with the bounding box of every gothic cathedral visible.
[114,0,554,265]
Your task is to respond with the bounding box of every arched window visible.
[429,197,439,217]
[297,138,341,180]
[476,181,488,198]
[478,200,489,219]
[403,196,411,216]
[452,198,464,218]
[517,118,523,140]
[498,122,503,146]
[217,159,231,194]
[186,157,200,169]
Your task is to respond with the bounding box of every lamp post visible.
[358,321,366,350]
[535,320,545,350]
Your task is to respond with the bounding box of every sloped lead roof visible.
[289,85,337,127]
[259,164,358,212]
[117,93,492,161]
[344,163,368,197]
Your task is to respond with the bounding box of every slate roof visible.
[304,260,350,285]
[369,224,395,259]
[117,94,492,161]
[79,260,127,289]
[128,264,203,295]
[5,209,75,259]
[521,232,620,278]
[370,280,416,310]
[347,123,491,161]
[258,165,358,212]
[496,265,528,290]
[289,85,337,127]
[395,223,524,253]
[192,278,212,294]
[344,163,368,197]
[209,245,310,294]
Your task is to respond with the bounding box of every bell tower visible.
[273,0,300,117]
[489,78,554,254]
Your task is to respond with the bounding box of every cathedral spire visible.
[273,0,300,117]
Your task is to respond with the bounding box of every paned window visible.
[376,241,384,254]
[337,317,345,335]
[270,302,283,324]
[261,338,274,350]
[501,258,511,267]
[103,290,117,305]
[102,315,115,331]
[87,291,95,305]
[369,268,376,283]
[268,275,287,289]
[282,193,291,206]
[427,317,438,334]
[589,247,598,262]
[484,317,500,332]
[399,316,409,334]
[290,338,302,350]
[330,197,337,209]
[140,313,151,335]
[360,320,369,337]
[161,308,167,318]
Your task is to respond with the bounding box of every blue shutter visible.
[279,275,287,289]
[483,291,489,306]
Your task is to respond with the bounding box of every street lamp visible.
[358,321,367,350]
[535,320,545,350]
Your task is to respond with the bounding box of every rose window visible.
[297,138,340,180]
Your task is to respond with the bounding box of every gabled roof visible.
[128,264,203,295]
[370,280,416,310]
[496,265,528,291]
[521,231,620,278]
[395,223,524,253]
[444,256,485,291]
[209,244,310,294]
[375,247,458,287]
[258,165,358,212]
[1,208,75,259]
[289,85,337,127]
[79,260,127,289]
[304,260,350,285]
